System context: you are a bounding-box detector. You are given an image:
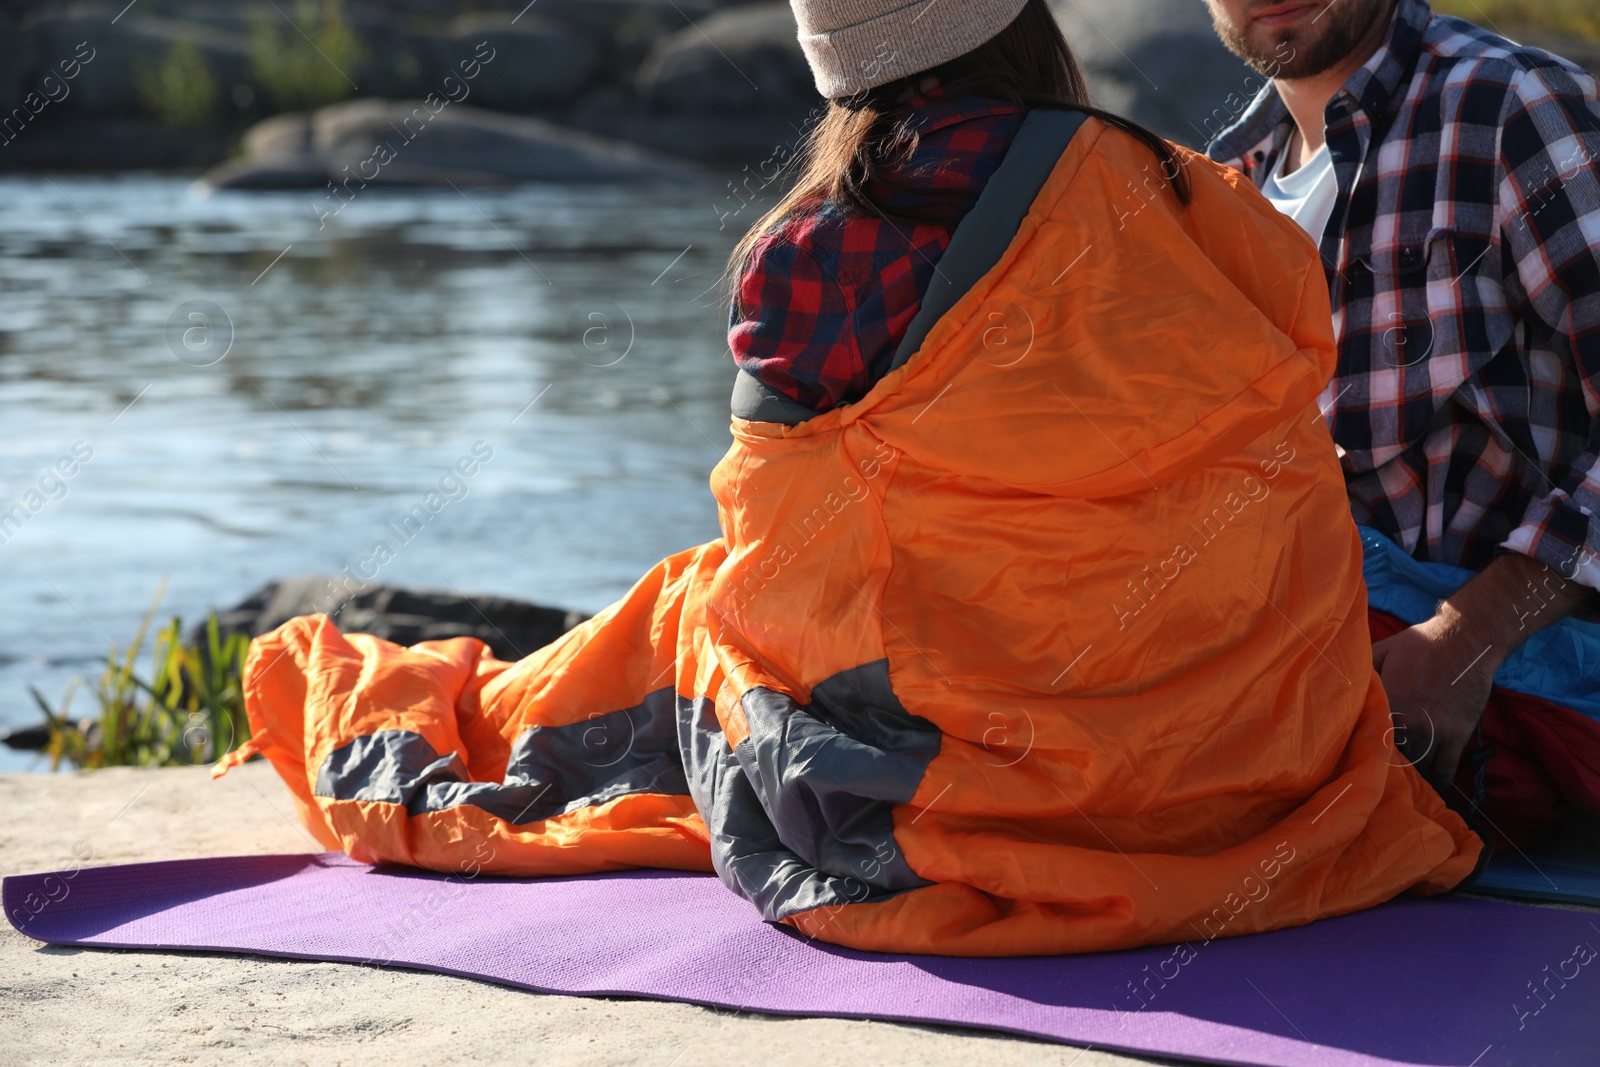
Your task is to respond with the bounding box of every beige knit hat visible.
[791,0,1031,99]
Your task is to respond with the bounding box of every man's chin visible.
[1224,0,1393,80]
[1234,29,1310,77]
[1234,26,1345,79]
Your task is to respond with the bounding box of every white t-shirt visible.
[1261,141,1338,242]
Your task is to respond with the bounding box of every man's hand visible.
[1373,552,1590,792]
[1373,608,1501,791]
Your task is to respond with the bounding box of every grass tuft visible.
[135,40,221,128]
[36,580,253,771]
[249,0,367,112]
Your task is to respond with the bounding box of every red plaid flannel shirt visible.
[729,91,1024,413]
[1210,0,1600,588]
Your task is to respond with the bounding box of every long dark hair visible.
[729,0,1190,285]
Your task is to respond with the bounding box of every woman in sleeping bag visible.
[220,0,1482,955]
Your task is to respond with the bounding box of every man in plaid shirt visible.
[1207,0,1600,807]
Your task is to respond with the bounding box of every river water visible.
[0,173,748,771]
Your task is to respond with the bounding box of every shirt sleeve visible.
[727,225,866,415]
[1493,62,1600,587]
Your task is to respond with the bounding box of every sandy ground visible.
[0,764,1165,1067]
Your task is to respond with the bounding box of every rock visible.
[0,114,231,169]
[1,1,732,170]
[202,576,588,663]
[0,722,52,752]
[445,13,600,110]
[1,1,732,172]
[199,156,331,190]
[0,14,40,114]
[0,7,267,168]
[574,108,810,164]
[237,109,308,156]
[0,575,585,751]
[590,2,814,161]
[25,13,152,118]
[27,10,255,118]
[1050,0,1260,148]
[202,111,325,187]
[205,97,702,188]
[636,2,814,116]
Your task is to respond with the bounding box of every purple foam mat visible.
[6,854,1597,1067]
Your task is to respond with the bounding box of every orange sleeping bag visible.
[222,116,1480,956]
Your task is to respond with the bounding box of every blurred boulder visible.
[242,109,313,159]
[29,10,254,118]
[1,1,814,170]
[636,2,813,115]
[579,1,814,161]
[205,98,701,188]
[0,14,39,112]
[1050,0,1258,148]
[203,576,587,662]
[574,108,813,164]
[28,13,149,117]
[209,110,326,187]
[1,5,260,167]
[0,115,231,168]
[0,721,51,752]
[443,13,600,109]
[0,575,587,751]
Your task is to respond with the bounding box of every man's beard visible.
[1209,0,1393,79]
